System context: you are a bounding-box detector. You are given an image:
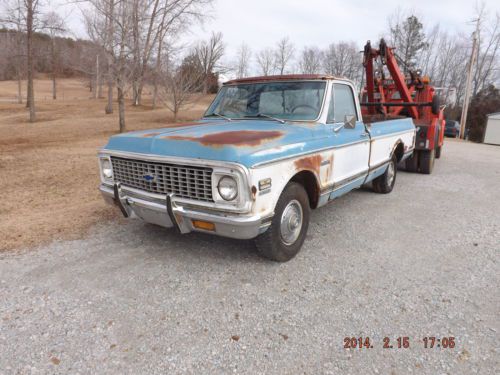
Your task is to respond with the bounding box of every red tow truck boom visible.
[361,39,445,174]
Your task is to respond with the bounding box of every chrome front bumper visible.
[100,184,271,240]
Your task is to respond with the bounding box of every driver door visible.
[326,83,370,198]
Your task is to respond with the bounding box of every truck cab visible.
[98,74,415,261]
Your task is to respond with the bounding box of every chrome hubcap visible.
[280,200,303,245]
[387,161,395,186]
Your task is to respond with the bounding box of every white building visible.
[483,112,500,145]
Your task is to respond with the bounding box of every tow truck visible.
[361,39,445,174]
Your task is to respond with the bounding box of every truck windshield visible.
[204,81,326,121]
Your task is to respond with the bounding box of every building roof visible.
[487,112,500,118]
[223,74,348,85]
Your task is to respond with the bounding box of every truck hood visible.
[103,119,328,167]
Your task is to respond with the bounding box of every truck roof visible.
[223,74,351,85]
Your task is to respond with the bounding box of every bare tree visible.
[85,0,213,131]
[25,0,39,122]
[42,11,66,100]
[256,48,274,76]
[86,0,134,131]
[152,38,174,109]
[160,61,203,121]
[195,31,225,93]
[388,12,428,73]
[298,46,323,74]
[323,41,361,82]
[1,1,25,104]
[235,42,251,78]
[274,36,294,75]
[1,0,40,119]
[132,0,212,106]
[473,11,500,95]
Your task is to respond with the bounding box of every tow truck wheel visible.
[255,182,310,262]
[373,155,397,194]
[435,145,442,159]
[405,151,419,173]
[435,129,442,159]
[420,149,435,174]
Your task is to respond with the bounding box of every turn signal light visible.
[192,220,215,231]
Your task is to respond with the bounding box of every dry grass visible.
[0,78,214,251]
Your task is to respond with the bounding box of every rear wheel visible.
[405,151,419,172]
[420,149,435,174]
[373,155,397,194]
[435,128,442,159]
[254,182,310,262]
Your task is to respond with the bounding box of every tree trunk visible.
[94,55,99,99]
[203,78,208,95]
[51,39,57,100]
[26,0,36,122]
[104,0,115,113]
[117,84,126,133]
[132,82,138,105]
[98,77,103,98]
[136,86,143,106]
[105,79,113,114]
[152,81,158,109]
[52,75,56,100]
[17,71,22,104]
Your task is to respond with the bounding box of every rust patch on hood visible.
[141,132,162,138]
[163,130,283,147]
[294,154,322,173]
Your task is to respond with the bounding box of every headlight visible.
[217,176,238,201]
[101,158,113,180]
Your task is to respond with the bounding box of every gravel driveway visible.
[1,140,499,374]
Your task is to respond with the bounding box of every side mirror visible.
[344,115,356,129]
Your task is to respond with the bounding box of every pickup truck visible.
[98,74,416,261]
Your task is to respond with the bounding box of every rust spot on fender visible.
[163,130,283,147]
[294,154,322,173]
[323,153,334,186]
[251,186,257,200]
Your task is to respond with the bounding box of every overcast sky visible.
[55,0,498,65]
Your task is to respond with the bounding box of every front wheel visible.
[373,155,397,194]
[254,182,310,262]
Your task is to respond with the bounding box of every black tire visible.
[420,149,435,174]
[435,145,442,159]
[254,182,310,262]
[435,126,442,159]
[431,95,440,115]
[405,151,419,173]
[373,155,397,194]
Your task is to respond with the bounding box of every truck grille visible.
[110,156,213,202]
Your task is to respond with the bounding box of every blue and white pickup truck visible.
[98,74,415,261]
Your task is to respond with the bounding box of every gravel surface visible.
[1,140,499,374]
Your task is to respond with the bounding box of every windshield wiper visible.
[245,113,286,124]
[205,112,232,121]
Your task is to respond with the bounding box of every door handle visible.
[360,132,369,138]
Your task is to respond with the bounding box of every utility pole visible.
[459,19,480,140]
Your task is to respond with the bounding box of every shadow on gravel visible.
[124,221,275,266]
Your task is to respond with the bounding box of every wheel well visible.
[393,142,405,162]
[290,171,319,208]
